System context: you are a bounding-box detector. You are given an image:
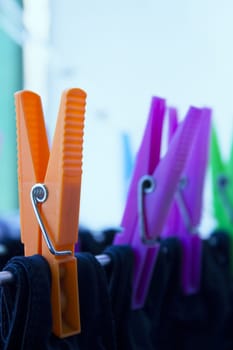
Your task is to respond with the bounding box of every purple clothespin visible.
[114,98,204,308]
[114,97,166,247]
[162,107,212,294]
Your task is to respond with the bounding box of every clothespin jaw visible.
[15,88,87,337]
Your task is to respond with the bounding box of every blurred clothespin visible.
[121,131,134,197]
[114,97,203,308]
[162,107,211,293]
[210,127,233,265]
[15,89,86,337]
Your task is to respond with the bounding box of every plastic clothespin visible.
[114,97,165,309]
[114,97,203,308]
[163,107,211,294]
[121,132,134,197]
[210,127,233,266]
[115,97,166,247]
[15,88,86,338]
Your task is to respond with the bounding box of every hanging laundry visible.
[145,238,231,350]
[1,88,233,350]
[0,216,23,270]
[208,230,233,350]
[0,253,116,350]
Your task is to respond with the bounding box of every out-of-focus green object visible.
[211,126,233,266]
[0,1,23,212]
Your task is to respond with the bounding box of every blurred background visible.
[0,0,232,234]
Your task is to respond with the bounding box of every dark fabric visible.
[106,238,180,349]
[0,253,116,350]
[103,240,181,350]
[0,255,52,350]
[0,232,232,350]
[208,230,233,350]
[77,227,117,254]
[145,237,182,349]
[78,233,233,350]
[103,245,143,350]
[147,237,231,350]
[0,218,24,270]
[75,252,116,350]
[0,238,24,270]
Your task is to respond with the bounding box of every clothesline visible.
[0,253,111,286]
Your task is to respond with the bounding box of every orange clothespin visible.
[15,88,86,338]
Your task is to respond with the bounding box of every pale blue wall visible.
[24,0,233,232]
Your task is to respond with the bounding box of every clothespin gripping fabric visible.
[15,88,86,337]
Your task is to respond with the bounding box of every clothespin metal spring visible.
[138,175,198,245]
[31,183,72,256]
[138,175,157,245]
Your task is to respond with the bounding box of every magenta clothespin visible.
[114,96,166,247]
[162,107,212,294]
[114,96,165,308]
[114,98,204,308]
[130,107,203,308]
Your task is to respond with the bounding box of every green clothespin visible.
[211,126,233,266]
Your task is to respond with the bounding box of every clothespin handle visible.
[164,107,211,293]
[15,88,87,337]
[131,106,203,308]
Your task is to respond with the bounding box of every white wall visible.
[24,0,233,232]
